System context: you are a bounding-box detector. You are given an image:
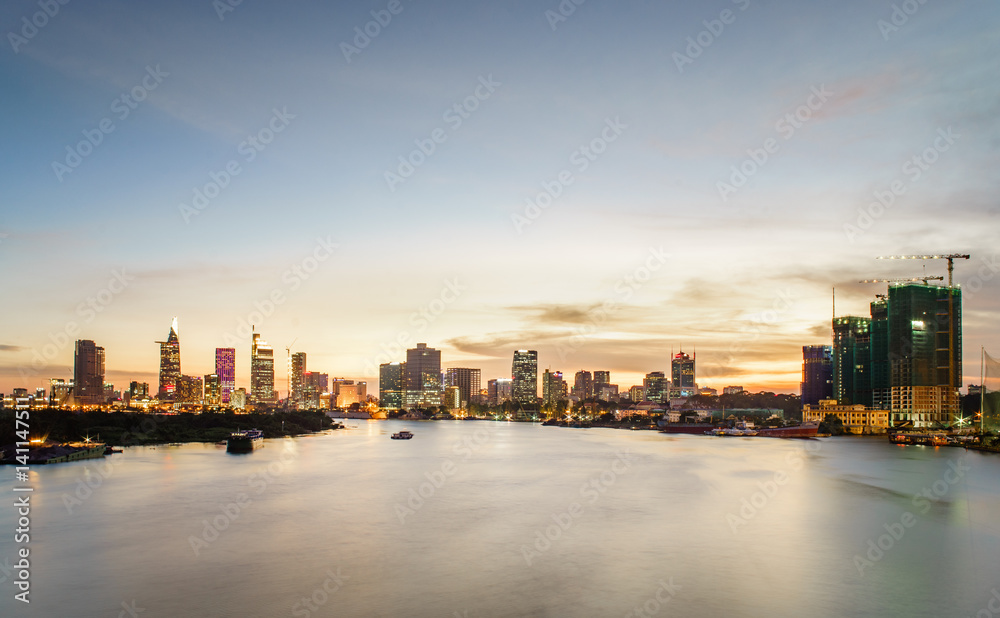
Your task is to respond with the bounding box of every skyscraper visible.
[573,370,593,400]
[73,339,105,405]
[251,329,276,404]
[644,371,667,404]
[887,282,961,427]
[870,296,890,410]
[833,316,871,406]
[593,370,610,392]
[290,352,307,406]
[215,347,236,404]
[204,374,221,406]
[488,378,513,406]
[542,369,568,407]
[406,343,442,408]
[156,317,181,401]
[176,375,203,404]
[800,345,833,406]
[379,362,406,410]
[445,367,481,409]
[671,351,695,390]
[512,350,538,405]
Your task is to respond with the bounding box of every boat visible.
[756,423,820,438]
[104,446,124,454]
[391,431,414,440]
[227,429,264,453]
[1,441,107,465]
[658,422,720,435]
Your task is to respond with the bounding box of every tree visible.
[819,413,845,436]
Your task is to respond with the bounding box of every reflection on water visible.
[2,421,999,617]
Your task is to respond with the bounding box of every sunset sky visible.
[1,0,998,396]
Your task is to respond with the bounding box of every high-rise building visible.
[73,340,105,405]
[833,316,871,406]
[644,371,667,404]
[156,318,181,401]
[887,283,961,427]
[671,351,695,390]
[231,388,247,411]
[50,378,73,406]
[406,343,442,408]
[512,350,538,405]
[215,347,236,404]
[629,385,645,402]
[800,345,833,406]
[870,296,890,410]
[379,363,406,410]
[204,374,221,406]
[593,370,610,391]
[487,378,513,406]
[290,352,307,406]
[444,385,461,410]
[445,367,481,409]
[542,369,568,406]
[128,381,149,401]
[723,386,745,395]
[331,379,367,408]
[301,371,328,409]
[597,384,619,401]
[251,329,276,404]
[176,375,203,404]
[573,370,593,400]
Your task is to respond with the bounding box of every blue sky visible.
[1,0,998,395]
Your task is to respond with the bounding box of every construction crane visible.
[858,276,944,285]
[876,254,970,286]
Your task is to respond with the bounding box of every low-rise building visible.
[803,399,889,434]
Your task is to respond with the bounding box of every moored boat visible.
[391,431,414,440]
[756,423,820,438]
[227,429,264,453]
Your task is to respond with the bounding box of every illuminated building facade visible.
[251,330,276,404]
[488,378,513,405]
[204,374,221,406]
[73,340,105,405]
[406,343,442,408]
[542,369,567,406]
[512,350,538,405]
[573,371,593,400]
[157,318,181,401]
[800,345,833,406]
[176,375,203,404]
[291,352,306,406]
[644,371,667,404]
[215,347,236,404]
[833,316,871,407]
[379,362,406,410]
[671,351,695,389]
[445,367,481,408]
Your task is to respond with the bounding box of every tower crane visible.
[876,254,970,287]
[858,276,944,285]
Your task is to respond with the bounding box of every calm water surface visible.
[2,421,999,617]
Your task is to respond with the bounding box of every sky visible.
[1,0,998,397]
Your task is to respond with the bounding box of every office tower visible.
[50,378,73,406]
[300,371,327,409]
[445,367,481,409]
[573,370,593,400]
[251,329,276,404]
[231,388,247,411]
[629,385,645,402]
[512,350,538,405]
[176,375,203,404]
[128,381,149,400]
[723,386,745,395]
[488,378,513,405]
[103,382,115,402]
[73,340,105,405]
[444,385,461,409]
[331,379,367,408]
[800,345,833,406]
[833,316,871,406]
[672,351,695,390]
[598,383,619,401]
[869,297,890,410]
[290,352,307,406]
[215,348,236,404]
[593,370,610,392]
[887,283,962,427]
[644,371,667,404]
[379,363,406,410]
[204,374,221,406]
[156,317,181,401]
[542,369,568,406]
[406,343,442,407]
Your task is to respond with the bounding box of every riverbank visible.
[0,409,338,446]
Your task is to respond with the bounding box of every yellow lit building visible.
[803,399,889,434]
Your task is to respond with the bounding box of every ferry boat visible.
[227,429,264,453]
[755,422,819,438]
[391,431,414,440]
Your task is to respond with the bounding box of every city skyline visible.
[1,0,998,396]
